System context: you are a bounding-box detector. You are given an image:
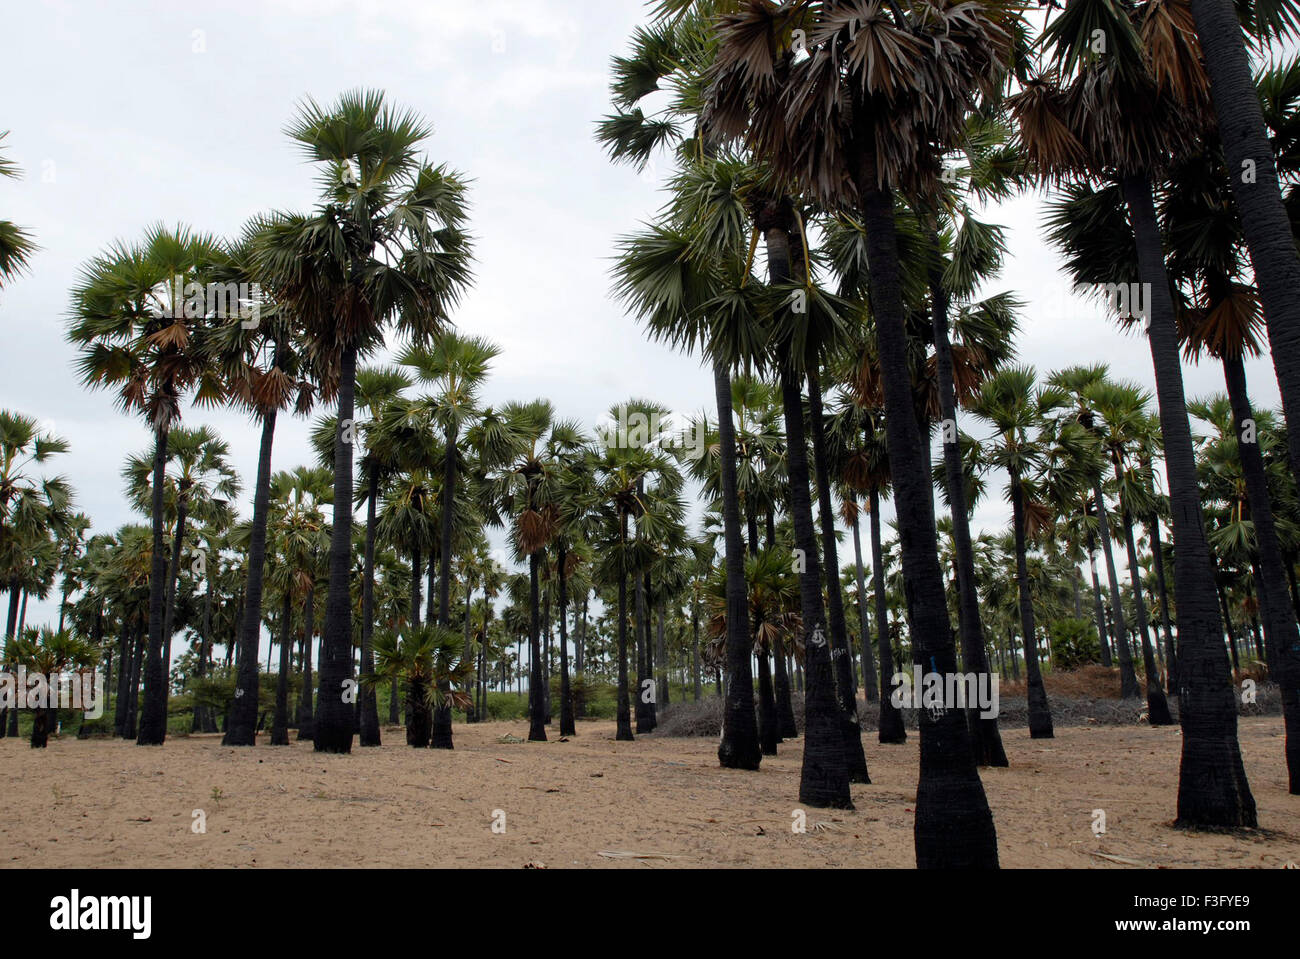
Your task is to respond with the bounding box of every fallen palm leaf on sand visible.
[597,850,684,861]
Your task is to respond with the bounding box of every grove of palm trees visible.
[3,0,1299,902]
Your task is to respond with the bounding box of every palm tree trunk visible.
[1095,478,1141,697]
[871,490,907,744]
[1087,531,1113,667]
[774,632,798,739]
[137,426,172,746]
[114,616,132,736]
[160,495,189,716]
[691,600,702,703]
[714,361,760,770]
[1223,351,1299,792]
[271,589,293,745]
[527,547,546,743]
[781,367,851,808]
[225,409,277,747]
[927,229,1008,767]
[1114,475,1174,726]
[1010,469,1054,740]
[1122,173,1257,827]
[359,467,382,747]
[616,512,633,742]
[1219,584,1241,673]
[192,570,215,734]
[558,543,575,737]
[856,154,994,865]
[1188,0,1300,491]
[315,343,359,754]
[756,646,778,756]
[807,368,871,782]
[297,586,315,741]
[1147,519,1178,694]
[851,507,878,704]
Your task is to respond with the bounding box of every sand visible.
[2,718,1297,869]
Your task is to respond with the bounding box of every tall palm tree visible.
[1086,382,1175,725]
[256,90,474,753]
[970,367,1057,739]
[1185,0,1300,487]
[1015,5,1257,826]
[706,0,1007,862]
[124,424,240,717]
[602,7,762,771]
[68,223,228,746]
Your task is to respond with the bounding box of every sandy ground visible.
[2,719,1297,869]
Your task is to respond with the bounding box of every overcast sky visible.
[0,0,1285,640]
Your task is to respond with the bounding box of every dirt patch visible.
[2,719,1296,869]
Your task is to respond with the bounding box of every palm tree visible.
[1015,5,1257,825]
[264,468,330,745]
[706,1,1007,861]
[1185,0,1300,488]
[256,90,474,753]
[1086,383,1176,725]
[402,333,501,746]
[338,368,421,744]
[205,225,314,747]
[124,424,240,718]
[970,367,1057,739]
[0,412,71,652]
[0,132,37,288]
[68,223,228,746]
[1166,141,1300,791]
[10,628,98,748]
[602,8,762,771]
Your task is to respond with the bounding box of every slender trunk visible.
[774,632,797,739]
[616,513,633,742]
[1114,466,1174,726]
[1219,585,1241,673]
[856,157,994,865]
[297,586,315,741]
[225,410,277,747]
[1189,0,1300,491]
[851,509,878,703]
[1148,518,1178,694]
[714,360,760,769]
[756,646,778,756]
[358,467,381,746]
[691,599,702,703]
[807,367,870,782]
[1088,530,1113,667]
[781,366,850,808]
[193,568,214,733]
[1223,351,1299,791]
[558,544,575,737]
[872,491,906,744]
[113,616,132,736]
[137,427,172,746]
[1011,469,1054,739]
[1095,478,1141,697]
[1123,173,1256,827]
[634,560,652,733]
[527,546,546,742]
[655,603,668,710]
[271,589,293,745]
[160,494,189,716]
[928,229,1008,767]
